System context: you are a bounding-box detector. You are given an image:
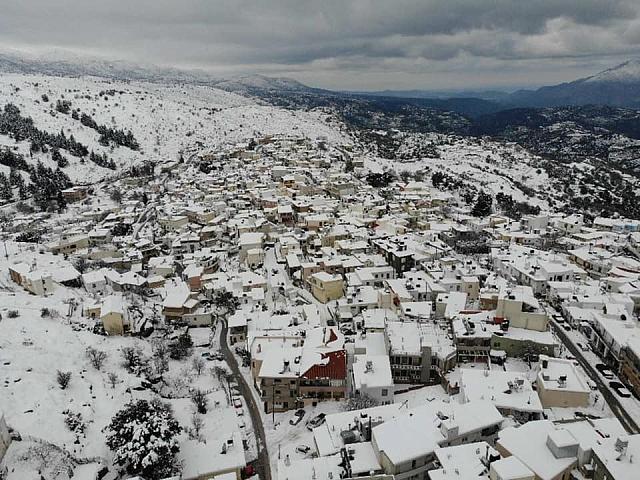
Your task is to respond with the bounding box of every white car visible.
[576,342,590,352]
[601,370,615,380]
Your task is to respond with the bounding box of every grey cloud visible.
[0,0,639,89]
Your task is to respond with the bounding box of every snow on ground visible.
[0,73,350,184]
[0,243,247,479]
[263,398,345,476]
[365,135,552,208]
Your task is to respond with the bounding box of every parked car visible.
[233,398,243,408]
[306,413,326,430]
[586,379,598,391]
[296,445,311,454]
[289,409,306,425]
[609,381,632,398]
[596,364,615,380]
[576,342,590,352]
[241,464,256,479]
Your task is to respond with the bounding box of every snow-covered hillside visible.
[584,59,640,84]
[0,74,349,184]
[364,133,552,209]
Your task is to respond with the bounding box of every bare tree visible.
[86,347,107,370]
[189,412,205,441]
[191,356,205,376]
[211,366,231,403]
[190,389,208,414]
[20,444,57,473]
[212,291,239,322]
[74,256,89,273]
[56,370,72,389]
[212,366,230,384]
[121,345,146,374]
[151,340,169,374]
[107,372,118,389]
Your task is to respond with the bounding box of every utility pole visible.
[272,383,275,424]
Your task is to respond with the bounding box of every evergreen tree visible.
[8,168,20,185]
[472,191,493,217]
[105,399,182,479]
[17,179,27,200]
[29,161,72,211]
[0,172,12,201]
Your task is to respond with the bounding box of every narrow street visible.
[550,318,640,434]
[220,319,272,480]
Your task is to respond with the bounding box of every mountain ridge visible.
[506,59,640,108]
[3,50,640,110]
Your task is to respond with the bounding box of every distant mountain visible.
[6,49,640,112]
[350,89,510,101]
[0,50,223,85]
[211,74,329,95]
[0,51,329,99]
[507,59,640,108]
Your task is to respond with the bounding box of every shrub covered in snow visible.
[104,399,182,479]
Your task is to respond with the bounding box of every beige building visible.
[496,286,548,332]
[537,356,590,409]
[238,232,264,261]
[8,263,55,296]
[159,214,189,231]
[100,295,129,336]
[47,233,90,255]
[309,271,344,303]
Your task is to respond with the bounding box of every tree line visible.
[1,103,89,157]
[79,112,139,150]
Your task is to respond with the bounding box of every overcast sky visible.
[1,0,640,91]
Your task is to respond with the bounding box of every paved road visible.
[551,319,639,434]
[220,319,272,480]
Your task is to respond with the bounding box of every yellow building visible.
[309,271,344,303]
[99,295,129,336]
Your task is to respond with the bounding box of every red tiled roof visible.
[327,328,338,344]
[301,350,346,380]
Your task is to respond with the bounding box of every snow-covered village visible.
[3,4,640,480]
[0,70,640,480]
